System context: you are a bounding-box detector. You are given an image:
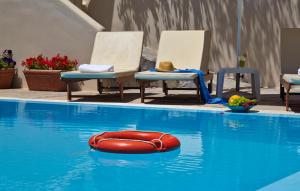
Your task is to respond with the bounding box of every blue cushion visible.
[61,71,135,79]
[283,74,300,84]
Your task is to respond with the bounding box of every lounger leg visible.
[114,78,125,100]
[286,84,291,111]
[118,81,124,100]
[216,71,225,98]
[194,78,201,102]
[208,78,213,93]
[66,82,72,101]
[163,81,168,96]
[280,75,285,100]
[97,80,103,94]
[140,81,145,103]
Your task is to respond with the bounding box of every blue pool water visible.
[1,100,300,191]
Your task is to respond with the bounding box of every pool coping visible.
[0,97,299,117]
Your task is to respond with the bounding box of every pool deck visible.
[1,85,299,114]
[1,75,300,113]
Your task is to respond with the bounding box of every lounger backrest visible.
[90,32,144,71]
[156,30,211,70]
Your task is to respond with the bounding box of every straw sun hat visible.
[156,61,176,72]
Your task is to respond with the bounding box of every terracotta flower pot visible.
[0,69,16,89]
[23,70,67,91]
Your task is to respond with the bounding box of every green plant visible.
[0,59,9,69]
[0,50,16,70]
[239,53,247,68]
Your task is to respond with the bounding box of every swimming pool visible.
[0,99,300,191]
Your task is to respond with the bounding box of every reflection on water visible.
[89,149,181,168]
[0,100,300,191]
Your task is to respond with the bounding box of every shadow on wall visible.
[113,0,237,72]
[242,0,300,87]
[69,0,300,88]
[115,0,300,87]
[281,28,300,75]
[70,0,115,30]
[85,0,115,30]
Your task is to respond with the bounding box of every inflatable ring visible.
[88,131,180,153]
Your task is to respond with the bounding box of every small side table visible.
[216,67,261,100]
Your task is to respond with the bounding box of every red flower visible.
[22,54,78,71]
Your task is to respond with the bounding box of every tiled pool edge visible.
[0,97,299,117]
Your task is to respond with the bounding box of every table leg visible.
[236,73,240,92]
[254,73,261,100]
[251,73,255,99]
[216,71,225,98]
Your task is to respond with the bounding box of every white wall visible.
[0,0,104,88]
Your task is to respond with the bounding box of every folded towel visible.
[79,64,114,73]
[298,68,300,75]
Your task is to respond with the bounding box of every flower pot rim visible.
[0,68,16,71]
[23,69,64,72]
[23,69,75,72]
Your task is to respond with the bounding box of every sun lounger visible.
[61,31,144,101]
[135,30,213,103]
[280,74,300,111]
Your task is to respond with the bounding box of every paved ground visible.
[1,79,300,114]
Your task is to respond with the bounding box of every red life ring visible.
[88,131,180,153]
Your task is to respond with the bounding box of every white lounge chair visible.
[280,74,300,111]
[135,30,213,103]
[61,31,144,101]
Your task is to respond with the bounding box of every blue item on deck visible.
[149,68,224,104]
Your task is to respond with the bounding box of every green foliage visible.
[0,59,14,70]
[0,59,10,69]
[0,49,16,69]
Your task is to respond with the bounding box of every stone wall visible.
[281,28,300,74]
[242,0,300,87]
